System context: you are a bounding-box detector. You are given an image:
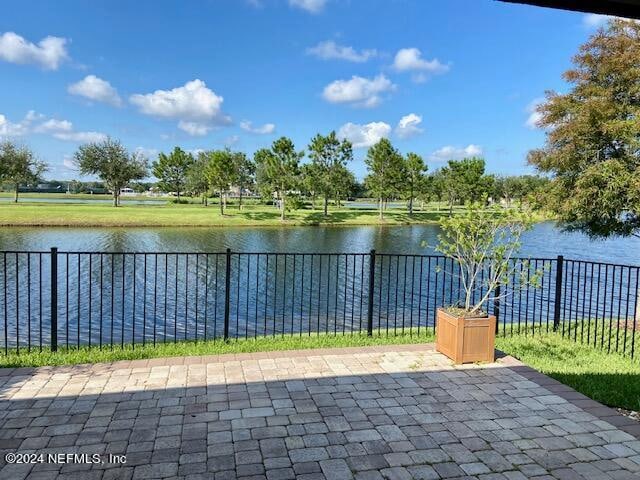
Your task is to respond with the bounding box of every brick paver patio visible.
[0,344,639,480]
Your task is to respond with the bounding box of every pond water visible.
[0,222,638,265]
[1,222,638,350]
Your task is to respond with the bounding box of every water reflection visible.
[0,222,637,265]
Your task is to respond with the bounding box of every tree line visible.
[1,136,548,218]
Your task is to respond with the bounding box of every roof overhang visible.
[498,0,640,19]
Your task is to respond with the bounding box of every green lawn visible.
[0,201,454,227]
[0,329,435,368]
[1,327,637,411]
[496,332,640,411]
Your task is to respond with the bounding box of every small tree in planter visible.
[434,203,541,363]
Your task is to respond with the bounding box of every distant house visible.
[120,188,136,196]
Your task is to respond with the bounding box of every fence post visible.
[367,249,376,336]
[223,248,231,341]
[553,255,564,332]
[493,284,500,334]
[50,247,58,352]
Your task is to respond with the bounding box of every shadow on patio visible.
[0,345,639,480]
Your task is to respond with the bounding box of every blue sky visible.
[0,0,612,180]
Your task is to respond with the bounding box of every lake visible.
[1,222,638,350]
[0,222,638,265]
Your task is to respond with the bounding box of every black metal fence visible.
[0,249,638,359]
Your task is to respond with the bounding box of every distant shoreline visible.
[0,202,454,228]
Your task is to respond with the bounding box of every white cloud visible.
[392,48,449,82]
[68,75,122,106]
[54,131,106,143]
[525,98,544,129]
[135,147,159,159]
[289,0,326,13]
[224,135,240,146]
[306,40,376,62]
[130,79,229,135]
[0,110,48,137]
[33,115,105,142]
[63,155,75,170]
[322,74,396,108]
[35,118,73,133]
[583,13,614,28]
[0,114,29,137]
[0,32,69,70]
[187,148,205,156]
[130,79,223,120]
[429,144,482,162]
[25,110,44,123]
[178,121,211,136]
[53,131,107,143]
[239,120,275,134]
[0,111,106,143]
[395,113,423,139]
[337,121,391,148]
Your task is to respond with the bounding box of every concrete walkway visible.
[0,344,639,480]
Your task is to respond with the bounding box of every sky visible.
[0,0,615,181]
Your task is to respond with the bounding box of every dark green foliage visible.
[74,137,148,207]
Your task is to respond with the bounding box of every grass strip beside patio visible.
[496,332,640,412]
[0,329,435,368]
[3,328,638,413]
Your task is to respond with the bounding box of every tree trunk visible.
[13,184,19,203]
[219,191,225,215]
[113,191,118,207]
[239,188,243,210]
[448,200,453,217]
[177,190,181,202]
[280,193,286,221]
[409,185,414,216]
[323,195,328,217]
[379,197,384,220]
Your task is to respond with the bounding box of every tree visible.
[74,138,148,207]
[332,164,356,207]
[404,152,427,216]
[493,175,549,206]
[307,131,353,216]
[204,149,236,215]
[416,173,435,211]
[186,153,211,206]
[232,152,255,210]
[300,163,320,209]
[254,137,303,221]
[528,19,640,239]
[152,147,194,201]
[438,157,491,215]
[436,204,540,314]
[0,141,47,203]
[364,138,405,219]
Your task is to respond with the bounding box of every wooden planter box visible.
[435,308,496,364]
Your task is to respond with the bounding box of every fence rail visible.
[1,249,638,359]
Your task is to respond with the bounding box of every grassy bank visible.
[1,328,636,411]
[0,192,153,201]
[0,329,435,368]
[0,202,454,227]
[496,332,640,411]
